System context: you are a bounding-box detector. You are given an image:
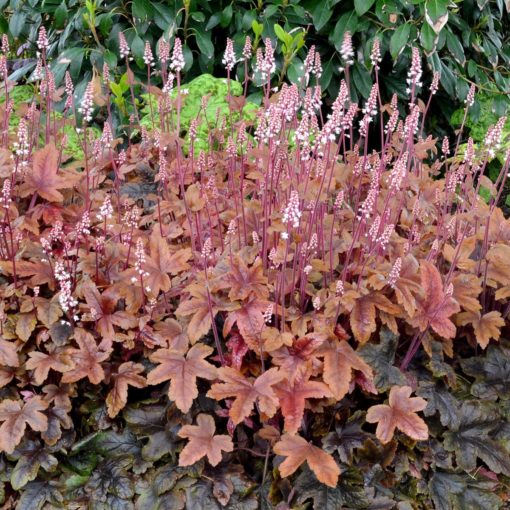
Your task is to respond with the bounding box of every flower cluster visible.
[222,38,236,71]
[281,190,302,237]
[54,261,78,313]
[78,81,94,123]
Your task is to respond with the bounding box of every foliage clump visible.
[0,31,509,509]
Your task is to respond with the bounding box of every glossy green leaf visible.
[446,29,466,64]
[195,30,214,61]
[351,63,372,98]
[421,21,438,52]
[354,0,376,16]
[205,12,221,31]
[220,4,233,27]
[425,0,449,22]
[54,2,68,29]
[390,23,411,59]
[191,12,205,22]
[331,11,359,52]
[132,0,153,19]
[312,4,333,31]
[9,11,26,38]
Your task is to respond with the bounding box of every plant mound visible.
[0,34,509,509]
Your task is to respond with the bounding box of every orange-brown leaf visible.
[35,298,62,328]
[147,344,217,412]
[15,312,37,342]
[0,396,48,453]
[457,310,505,349]
[275,374,332,434]
[223,299,268,350]
[144,230,192,295]
[318,340,373,400]
[409,261,460,339]
[486,244,510,286]
[26,347,73,385]
[178,414,233,466]
[271,335,325,384]
[207,367,284,424]
[19,143,75,202]
[366,385,428,444]
[83,284,137,343]
[273,434,340,487]
[176,283,238,343]
[0,339,19,367]
[451,273,482,313]
[0,260,55,289]
[106,362,146,418]
[223,255,269,300]
[349,295,376,344]
[443,236,477,272]
[393,255,422,316]
[61,329,111,384]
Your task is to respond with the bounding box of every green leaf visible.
[440,61,456,98]
[421,22,438,53]
[446,29,465,64]
[205,13,221,31]
[354,0,376,16]
[294,466,370,508]
[425,0,449,22]
[358,329,407,391]
[9,11,26,38]
[430,472,503,510]
[312,4,333,32]
[85,456,135,505]
[102,49,117,70]
[220,4,233,27]
[426,339,457,384]
[124,405,167,435]
[351,63,372,98]
[183,473,258,510]
[131,34,145,61]
[274,24,291,48]
[330,11,359,52]
[10,441,58,490]
[390,23,411,59]
[323,412,368,463]
[265,4,279,18]
[288,58,305,84]
[443,401,510,475]
[461,344,510,401]
[54,1,68,29]
[417,378,461,429]
[142,430,179,462]
[132,0,153,19]
[195,30,214,61]
[93,430,142,458]
[136,481,185,510]
[251,20,263,37]
[16,481,63,510]
[190,12,205,22]
[98,13,113,37]
[110,82,123,98]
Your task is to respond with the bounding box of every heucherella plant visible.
[0,30,509,508]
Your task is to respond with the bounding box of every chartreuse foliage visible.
[0,84,98,160]
[0,35,510,509]
[139,74,258,153]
